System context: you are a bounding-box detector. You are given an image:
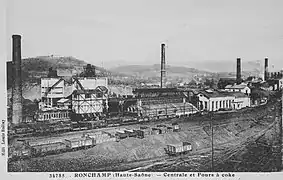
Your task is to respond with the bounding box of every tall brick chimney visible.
[11,35,22,125]
[264,57,269,81]
[236,58,242,84]
[160,43,166,88]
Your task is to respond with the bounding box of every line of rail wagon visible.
[8,131,116,161]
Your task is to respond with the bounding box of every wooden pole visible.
[210,112,214,172]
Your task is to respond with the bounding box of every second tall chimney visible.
[264,57,269,81]
[236,58,242,84]
[160,43,166,88]
[11,35,22,125]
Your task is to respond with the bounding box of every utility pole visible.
[281,88,283,170]
[210,112,214,172]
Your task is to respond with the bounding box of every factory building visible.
[266,78,283,91]
[197,89,250,111]
[40,77,65,109]
[224,83,251,95]
[262,57,283,91]
[128,88,199,118]
[71,76,109,118]
[36,109,70,123]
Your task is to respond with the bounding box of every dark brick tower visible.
[11,35,22,125]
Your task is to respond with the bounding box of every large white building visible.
[197,90,250,112]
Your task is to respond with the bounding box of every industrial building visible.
[71,76,109,119]
[197,89,250,111]
[127,88,199,118]
[40,76,65,109]
[224,83,251,95]
[36,109,71,123]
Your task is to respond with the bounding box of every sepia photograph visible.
[1,0,283,178]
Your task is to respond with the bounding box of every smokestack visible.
[264,57,269,81]
[236,58,242,84]
[161,43,166,88]
[11,35,22,125]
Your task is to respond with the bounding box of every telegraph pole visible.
[281,88,283,170]
[210,112,214,172]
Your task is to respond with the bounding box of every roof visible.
[231,92,249,98]
[219,77,236,80]
[57,98,70,103]
[225,84,248,89]
[65,137,90,142]
[198,90,247,98]
[167,142,183,147]
[73,86,108,94]
[133,87,179,93]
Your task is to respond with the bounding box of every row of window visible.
[73,93,104,99]
[211,99,233,110]
[41,112,69,120]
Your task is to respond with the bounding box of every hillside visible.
[6,56,125,89]
[178,60,264,74]
[110,64,212,80]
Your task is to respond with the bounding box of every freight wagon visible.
[124,129,138,137]
[172,123,180,132]
[134,130,145,139]
[95,136,116,144]
[8,142,33,161]
[165,142,192,156]
[64,137,94,150]
[151,128,161,135]
[115,130,128,140]
[31,142,67,156]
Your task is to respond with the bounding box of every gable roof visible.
[225,84,249,89]
[198,90,248,99]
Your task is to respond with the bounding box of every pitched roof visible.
[198,90,248,98]
[57,98,70,103]
[225,84,248,89]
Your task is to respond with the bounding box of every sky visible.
[5,0,283,69]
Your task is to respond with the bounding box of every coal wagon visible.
[31,142,67,156]
[166,142,192,156]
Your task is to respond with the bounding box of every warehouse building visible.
[197,89,250,111]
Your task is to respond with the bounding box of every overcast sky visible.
[6,0,283,69]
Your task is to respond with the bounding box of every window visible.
[212,101,214,111]
[85,94,91,99]
[219,101,222,108]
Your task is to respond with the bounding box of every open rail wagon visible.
[165,142,192,156]
[31,142,67,156]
